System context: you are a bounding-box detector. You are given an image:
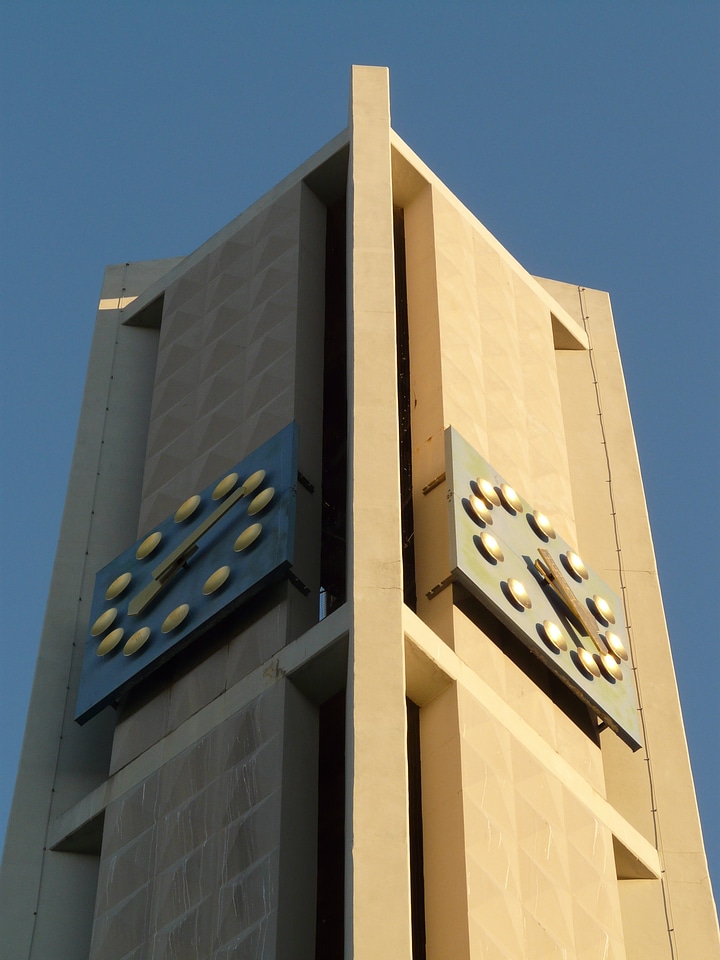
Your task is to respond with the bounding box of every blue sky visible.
[2,1,718,898]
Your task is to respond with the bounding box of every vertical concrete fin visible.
[346,65,414,958]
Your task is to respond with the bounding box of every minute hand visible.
[535,547,606,654]
[127,483,250,616]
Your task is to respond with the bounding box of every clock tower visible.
[1,66,718,960]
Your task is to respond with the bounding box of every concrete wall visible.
[0,259,179,959]
[544,277,720,959]
[400,167,625,957]
[90,178,328,956]
[345,65,414,959]
[395,118,718,957]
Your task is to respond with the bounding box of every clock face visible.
[75,422,298,724]
[445,427,642,751]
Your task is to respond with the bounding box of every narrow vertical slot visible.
[394,208,417,611]
[320,199,347,618]
[315,689,346,958]
[407,698,427,959]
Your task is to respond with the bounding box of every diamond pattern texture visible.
[90,688,285,960]
[457,685,626,959]
[430,189,578,546]
[138,183,313,535]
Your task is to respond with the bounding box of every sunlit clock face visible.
[445,427,642,751]
[75,423,298,724]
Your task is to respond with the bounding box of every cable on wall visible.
[26,263,131,955]
[577,285,677,960]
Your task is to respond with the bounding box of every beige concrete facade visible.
[1,66,717,959]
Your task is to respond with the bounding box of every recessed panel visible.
[75,422,298,724]
[445,426,642,751]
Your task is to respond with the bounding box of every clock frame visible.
[75,422,298,724]
[445,426,642,751]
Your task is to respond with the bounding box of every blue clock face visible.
[75,423,298,724]
[445,427,642,751]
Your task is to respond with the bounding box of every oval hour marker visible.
[604,631,628,661]
[136,531,162,559]
[161,604,189,634]
[563,551,588,581]
[592,594,615,624]
[242,469,266,495]
[247,487,275,516]
[97,627,124,656]
[530,510,556,540]
[477,478,501,506]
[507,578,532,609]
[123,626,151,656]
[91,607,118,637]
[469,494,492,524]
[499,483,522,513]
[577,647,601,677]
[203,566,230,595]
[600,653,623,681]
[212,473,239,500]
[105,572,132,600]
[234,523,262,552]
[541,619,567,652]
[478,531,504,562]
[175,494,201,522]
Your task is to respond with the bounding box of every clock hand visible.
[534,547,607,654]
[128,480,254,616]
[125,546,199,616]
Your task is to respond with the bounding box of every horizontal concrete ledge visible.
[49,603,350,850]
[98,296,138,311]
[403,605,661,881]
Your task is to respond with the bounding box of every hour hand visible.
[127,545,198,616]
[127,577,165,617]
[126,469,265,617]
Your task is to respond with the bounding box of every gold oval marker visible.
[531,510,556,539]
[564,551,589,581]
[91,607,118,637]
[507,578,532,609]
[97,627,124,656]
[212,473,238,500]
[479,531,504,562]
[247,487,275,516]
[477,478,501,506]
[600,653,623,681]
[542,619,567,652]
[593,594,615,624]
[123,626,151,656]
[105,572,132,601]
[175,494,201,522]
[242,469,266,495]
[578,647,601,677]
[469,493,492,523]
[162,604,189,634]
[499,483,522,513]
[234,523,262,552]
[605,631,628,661]
[136,531,162,560]
[203,566,230,595]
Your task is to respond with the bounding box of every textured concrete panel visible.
[91,686,289,959]
[0,260,174,960]
[139,181,322,537]
[457,684,627,960]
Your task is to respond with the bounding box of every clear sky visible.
[2,1,718,900]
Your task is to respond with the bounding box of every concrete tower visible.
[2,66,717,960]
